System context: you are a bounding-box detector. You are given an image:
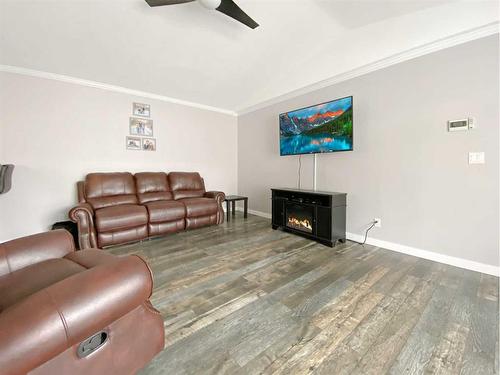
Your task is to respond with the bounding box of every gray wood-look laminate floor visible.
[109,214,499,375]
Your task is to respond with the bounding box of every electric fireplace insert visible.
[271,188,347,247]
[286,203,314,234]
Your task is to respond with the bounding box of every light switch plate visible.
[469,152,485,164]
[468,117,476,129]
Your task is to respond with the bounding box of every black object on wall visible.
[51,221,80,250]
[271,188,346,247]
[0,164,14,194]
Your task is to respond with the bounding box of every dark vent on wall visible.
[0,164,14,194]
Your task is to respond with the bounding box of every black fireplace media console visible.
[271,188,346,247]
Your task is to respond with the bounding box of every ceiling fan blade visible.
[216,0,259,29]
[145,0,195,7]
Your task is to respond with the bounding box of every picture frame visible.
[126,136,142,150]
[133,102,150,117]
[142,138,156,151]
[130,117,153,136]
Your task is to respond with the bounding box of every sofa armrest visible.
[69,202,98,249]
[0,253,154,375]
[205,191,225,224]
[0,230,75,277]
[205,191,225,202]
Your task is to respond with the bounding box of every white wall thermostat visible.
[448,118,476,132]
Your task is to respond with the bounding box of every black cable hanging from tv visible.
[297,155,301,189]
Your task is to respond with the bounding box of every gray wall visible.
[238,35,499,267]
[0,73,238,242]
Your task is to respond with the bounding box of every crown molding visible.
[1,22,498,117]
[0,64,238,116]
[236,22,500,115]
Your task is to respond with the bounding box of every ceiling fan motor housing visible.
[144,0,258,29]
[198,0,222,10]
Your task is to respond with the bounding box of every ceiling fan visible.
[145,0,259,29]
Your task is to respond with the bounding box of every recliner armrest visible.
[69,201,94,217]
[204,191,226,224]
[0,230,75,277]
[205,191,225,202]
[0,253,154,375]
[69,202,98,249]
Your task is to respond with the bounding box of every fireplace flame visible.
[287,216,312,231]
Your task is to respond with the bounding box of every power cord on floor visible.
[353,220,377,246]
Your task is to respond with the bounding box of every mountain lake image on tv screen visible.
[280,97,353,155]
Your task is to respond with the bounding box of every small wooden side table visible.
[224,195,248,221]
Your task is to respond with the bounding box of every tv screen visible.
[279,96,353,156]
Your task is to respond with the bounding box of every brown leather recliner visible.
[0,230,164,375]
[136,172,186,237]
[70,171,225,249]
[169,172,221,230]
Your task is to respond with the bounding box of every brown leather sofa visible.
[69,171,225,249]
[0,230,164,375]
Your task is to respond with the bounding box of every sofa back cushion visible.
[135,172,173,204]
[84,173,138,209]
[169,172,205,200]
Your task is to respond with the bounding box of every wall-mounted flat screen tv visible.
[279,96,353,156]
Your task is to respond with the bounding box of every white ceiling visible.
[0,0,498,113]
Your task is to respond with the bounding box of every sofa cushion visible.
[85,173,138,210]
[180,197,218,218]
[169,172,205,200]
[135,172,173,204]
[0,258,85,311]
[95,205,148,232]
[145,200,186,223]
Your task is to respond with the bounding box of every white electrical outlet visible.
[374,218,381,228]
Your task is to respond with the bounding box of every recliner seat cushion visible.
[95,205,148,232]
[145,200,186,223]
[180,197,218,218]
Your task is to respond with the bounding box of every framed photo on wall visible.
[133,102,150,117]
[130,117,153,136]
[142,138,156,151]
[126,136,142,150]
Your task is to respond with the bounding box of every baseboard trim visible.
[233,207,272,219]
[242,208,499,277]
[247,209,272,219]
[346,232,499,277]
[0,65,237,116]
